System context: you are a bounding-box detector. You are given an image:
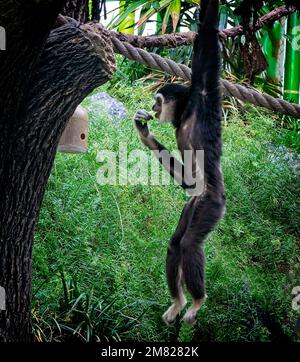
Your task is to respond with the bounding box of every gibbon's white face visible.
[153,93,176,123]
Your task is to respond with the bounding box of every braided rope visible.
[112,37,191,80]
[112,37,300,119]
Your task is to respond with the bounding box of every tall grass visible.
[32,82,300,342]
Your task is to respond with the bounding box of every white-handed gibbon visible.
[134,0,225,325]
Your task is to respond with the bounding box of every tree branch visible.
[25,22,115,159]
[0,0,66,114]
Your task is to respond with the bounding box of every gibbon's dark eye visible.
[156,97,162,106]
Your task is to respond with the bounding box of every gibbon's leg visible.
[180,190,225,325]
[162,197,197,325]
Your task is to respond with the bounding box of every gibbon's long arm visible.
[191,0,220,95]
[186,0,222,190]
[146,136,195,190]
[134,117,194,190]
[183,0,221,127]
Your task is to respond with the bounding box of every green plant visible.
[108,0,199,34]
[33,272,146,342]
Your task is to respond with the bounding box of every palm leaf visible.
[108,0,149,29]
[137,6,157,26]
[162,5,171,33]
[170,0,181,32]
[138,3,153,35]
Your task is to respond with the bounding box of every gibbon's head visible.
[152,84,189,125]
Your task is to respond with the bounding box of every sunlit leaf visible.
[170,0,181,32]
[137,7,157,27]
[108,0,148,29]
[162,5,171,34]
[138,3,153,35]
[119,1,135,34]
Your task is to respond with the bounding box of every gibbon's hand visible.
[134,110,153,139]
[134,109,153,123]
[134,119,151,142]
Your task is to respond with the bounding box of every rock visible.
[267,143,300,173]
[86,92,127,125]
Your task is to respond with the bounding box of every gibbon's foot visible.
[183,295,207,326]
[162,296,187,325]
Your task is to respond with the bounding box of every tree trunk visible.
[92,0,101,21]
[0,1,115,342]
[62,0,89,22]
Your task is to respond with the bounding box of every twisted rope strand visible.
[112,37,300,119]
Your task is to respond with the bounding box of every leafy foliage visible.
[108,0,199,33]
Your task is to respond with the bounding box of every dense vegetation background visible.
[32,65,300,341]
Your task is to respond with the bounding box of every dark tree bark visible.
[92,0,101,21]
[0,1,115,342]
[62,0,89,22]
[61,0,106,22]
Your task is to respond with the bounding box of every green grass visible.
[32,82,300,342]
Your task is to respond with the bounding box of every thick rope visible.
[112,37,300,119]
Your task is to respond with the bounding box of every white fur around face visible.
[156,93,164,103]
[156,93,175,123]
